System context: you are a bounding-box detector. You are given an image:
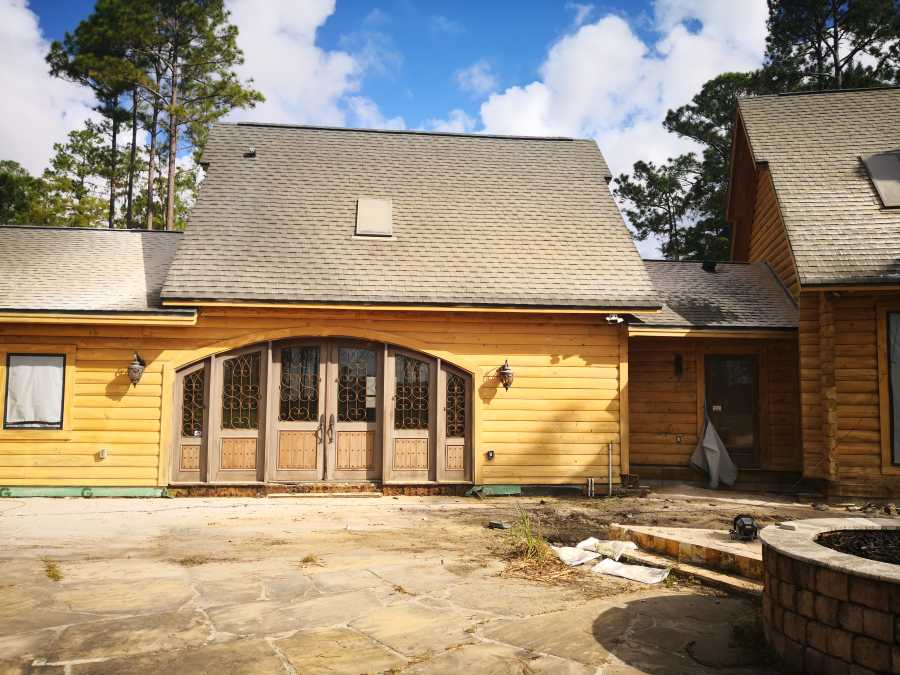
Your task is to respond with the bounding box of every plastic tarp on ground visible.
[591,558,670,584]
[689,415,738,489]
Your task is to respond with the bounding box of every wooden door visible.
[437,365,470,482]
[171,360,209,483]
[704,354,759,468]
[269,342,325,481]
[325,343,381,481]
[386,350,434,482]
[210,346,266,482]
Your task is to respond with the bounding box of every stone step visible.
[610,522,763,580]
[619,548,763,599]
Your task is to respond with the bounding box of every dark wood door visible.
[704,354,759,468]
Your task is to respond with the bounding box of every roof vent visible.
[244,146,256,158]
[356,197,393,237]
[862,152,900,208]
[702,260,717,273]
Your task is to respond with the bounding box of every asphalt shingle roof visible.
[633,260,798,330]
[0,226,182,313]
[161,123,660,310]
[738,88,900,286]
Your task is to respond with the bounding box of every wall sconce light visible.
[497,359,514,391]
[486,450,495,461]
[674,353,684,378]
[127,352,146,386]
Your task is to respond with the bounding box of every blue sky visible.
[2,1,769,255]
[26,0,657,131]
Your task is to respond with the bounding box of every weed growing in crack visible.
[41,558,62,582]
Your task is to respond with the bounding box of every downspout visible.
[608,442,613,496]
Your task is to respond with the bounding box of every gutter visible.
[161,299,664,315]
[628,325,797,339]
[0,309,198,326]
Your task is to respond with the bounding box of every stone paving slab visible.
[1,496,777,674]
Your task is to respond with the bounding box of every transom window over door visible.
[172,339,471,485]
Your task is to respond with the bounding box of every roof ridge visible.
[0,225,182,234]
[643,258,752,266]
[221,121,579,143]
[739,85,900,102]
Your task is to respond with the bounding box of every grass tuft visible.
[41,558,62,582]
[299,553,324,568]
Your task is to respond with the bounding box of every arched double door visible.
[171,339,472,485]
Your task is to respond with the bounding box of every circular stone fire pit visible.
[760,518,900,674]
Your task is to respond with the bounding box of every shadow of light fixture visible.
[497,359,514,391]
[127,352,146,386]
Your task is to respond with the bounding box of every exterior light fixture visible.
[127,352,146,386]
[605,314,624,324]
[497,359,514,391]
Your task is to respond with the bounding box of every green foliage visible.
[0,161,46,225]
[40,120,112,228]
[41,0,262,230]
[619,1,900,261]
[764,0,900,90]
[614,155,701,261]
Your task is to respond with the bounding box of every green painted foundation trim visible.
[466,484,523,497]
[0,486,167,498]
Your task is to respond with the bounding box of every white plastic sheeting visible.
[690,415,738,489]
[591,558,670,584]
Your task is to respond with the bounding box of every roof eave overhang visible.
[161,298,663,315]
[801,280,900,292]
[628,325,797,339]
[0,308,198,326]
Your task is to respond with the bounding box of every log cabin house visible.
[0,88,897,498]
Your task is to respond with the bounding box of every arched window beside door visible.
[171,339,472,485]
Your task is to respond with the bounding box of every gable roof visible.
[0,226,189,316]
[632,260,798,330]
[161,123,660,310]
[737,87,900,286]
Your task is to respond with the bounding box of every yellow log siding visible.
[747,169,800,299]
[628,336,800,471]
[0,308,626,486]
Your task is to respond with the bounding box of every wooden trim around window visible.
[0,343,76,441]
[877,304,900,475]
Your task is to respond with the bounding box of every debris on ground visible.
[486,521,511,530]
[552,546,601,567]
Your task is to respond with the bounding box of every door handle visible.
[316,416,324,444]
[327,413,335,443]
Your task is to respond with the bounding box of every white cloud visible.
[346,96,405,130]
[226,0,400,129]
[565,2,594,27]
[480,1,767,177]
[455,61,498,97]
[430,15,464,35]
[423,109,476,133]
[226,0,360,125]
[0,0,95,174]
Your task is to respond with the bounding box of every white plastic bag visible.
[552,546,601,566]
[576,538,638,561]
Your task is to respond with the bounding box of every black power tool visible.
[730,515,759,541]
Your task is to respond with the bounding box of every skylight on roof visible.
[862,152,900,208]
[355,197,393,236]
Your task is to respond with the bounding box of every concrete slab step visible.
[610,522,763,580]
[619,548,763,599]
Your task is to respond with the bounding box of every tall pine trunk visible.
[831,0,842,88]
[107,103,118,229]
[165,55,179,231]
[126,88,138,228]
[146,106,159,230]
